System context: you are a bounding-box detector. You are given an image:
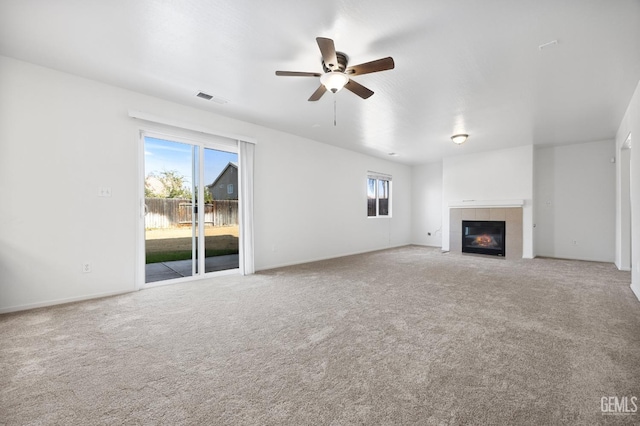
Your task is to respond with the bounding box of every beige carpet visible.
[1,246,639,425]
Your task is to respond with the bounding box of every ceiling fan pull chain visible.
[334,97,337,126]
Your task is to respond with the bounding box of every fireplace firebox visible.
[462,220,506,256]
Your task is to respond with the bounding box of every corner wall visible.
[411,162,443,247]
[0,56,412,312]
[535,140,616,262]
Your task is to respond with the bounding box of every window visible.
[227,184,234,194]
[367,173,391,217]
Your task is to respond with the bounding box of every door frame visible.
[136,128,241,290]
[618,133,632,271]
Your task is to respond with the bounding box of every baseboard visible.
[0,289,134,315]
[256,244,411,272]
[631,282,640,303]
[410,243,442,249]
[614,259,633,271]
[535,254,616,264]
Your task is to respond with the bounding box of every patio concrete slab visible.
[145,254,239,283]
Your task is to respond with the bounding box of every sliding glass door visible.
[202,147,240,273]
[143,134,239,284]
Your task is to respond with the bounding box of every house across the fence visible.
[207,162,238,200]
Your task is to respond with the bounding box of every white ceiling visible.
[1,0,639,164]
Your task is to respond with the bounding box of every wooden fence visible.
[145,198,238,229]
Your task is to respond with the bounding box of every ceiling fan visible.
[276,37,395,101]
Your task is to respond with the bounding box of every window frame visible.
[367,173,392,218]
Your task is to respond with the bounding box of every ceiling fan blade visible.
[308,85,327,101]
[276,71,322,77]
[346,57,395,76]
[316,37,339,70]
[344,79,374,99]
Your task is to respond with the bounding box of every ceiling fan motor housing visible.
[322,52,349,73]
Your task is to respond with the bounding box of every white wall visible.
[616,79,640,301]
[0,56,412,312]
[253,128,412,269]
[411,161,443,247]
[535,140,616,262]
[441,145,534,258]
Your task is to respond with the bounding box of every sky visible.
[144,136,238,189]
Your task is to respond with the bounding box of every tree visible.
[145,170,191,198]
[203,186,213,203]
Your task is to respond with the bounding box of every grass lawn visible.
[145,225,238,264]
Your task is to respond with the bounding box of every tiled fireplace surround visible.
[449,207,524,259]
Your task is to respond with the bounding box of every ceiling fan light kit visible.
[276,37,394,101]
[451,134,469,144]
[320,72,349,93]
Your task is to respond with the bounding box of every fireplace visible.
[462,220,506,257]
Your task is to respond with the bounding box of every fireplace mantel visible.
[448,199,524,208]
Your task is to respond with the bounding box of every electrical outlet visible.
[98,187,112,197]
[82,263,91,273]
[572,240,577,245]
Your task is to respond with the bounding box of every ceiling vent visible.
[196,91,229,104]
[196,92,213,100]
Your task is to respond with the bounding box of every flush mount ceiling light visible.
[320,71,350,93]
[451,134,469,145]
